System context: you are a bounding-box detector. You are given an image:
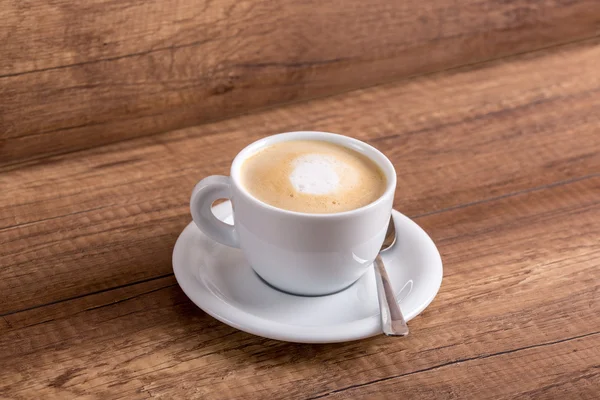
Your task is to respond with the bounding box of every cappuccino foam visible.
[240,140,386,213]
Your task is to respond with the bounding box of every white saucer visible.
[173,202,443,343]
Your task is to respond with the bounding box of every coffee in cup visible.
[240,140,387,213]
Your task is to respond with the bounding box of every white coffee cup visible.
[190,131,396,295]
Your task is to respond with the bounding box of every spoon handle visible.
[374,254,409,336]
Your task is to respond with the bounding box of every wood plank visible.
[4,0,600,77]
[2,0,600,163]
[1,39,599,314]
[316,334,600,399]
[1,176,598,399]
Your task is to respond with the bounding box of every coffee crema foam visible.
[240,140,387,213]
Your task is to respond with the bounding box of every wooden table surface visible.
[1,38,599,399]
[4,0,600,164]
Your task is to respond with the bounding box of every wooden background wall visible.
[2,0,600,165]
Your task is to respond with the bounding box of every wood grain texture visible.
[317,334,600,399]
[2,39,600,315]
[1,176,598,399]
[2,0,600,164]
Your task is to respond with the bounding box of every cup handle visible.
[190,175,240,248]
